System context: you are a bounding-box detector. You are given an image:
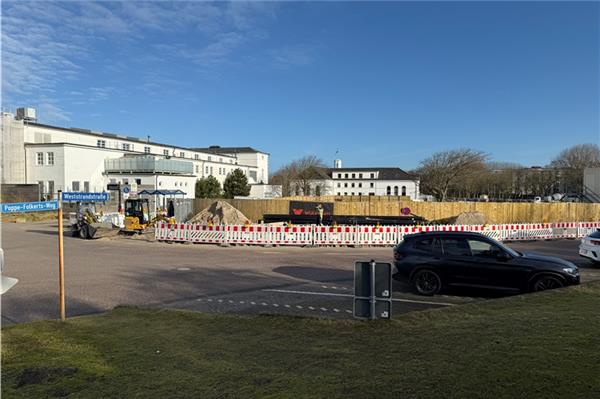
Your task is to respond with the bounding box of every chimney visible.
[334,159,342,169]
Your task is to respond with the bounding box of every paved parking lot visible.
[2,221,599,324]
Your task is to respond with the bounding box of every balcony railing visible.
[104,156,193,175]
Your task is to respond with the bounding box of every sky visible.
[2,1,599,172]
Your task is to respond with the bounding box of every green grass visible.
[3,284,600,399]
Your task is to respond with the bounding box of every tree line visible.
[195,168,251,199]
[269,144,600,201]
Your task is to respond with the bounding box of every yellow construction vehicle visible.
[122,198,175,233]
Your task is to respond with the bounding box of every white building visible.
[296,161,420,200]
[1,109,269,200]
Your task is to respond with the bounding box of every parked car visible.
[579,229,600,265]
[393,232,580,295]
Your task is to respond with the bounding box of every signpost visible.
[354,260,392,320]
[57,191,65,321]
[1,200,58,214]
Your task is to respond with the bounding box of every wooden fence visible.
[192,197,600,224]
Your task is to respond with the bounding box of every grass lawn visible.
[3,283,600,399]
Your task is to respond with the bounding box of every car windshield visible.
[588,230,600,239]
[495,241,521,257]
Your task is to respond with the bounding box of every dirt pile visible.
[188,201,250,225]
[433,211,489,225]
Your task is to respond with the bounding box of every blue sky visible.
[2,1,598,171]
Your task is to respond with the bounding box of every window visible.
[179,152,185,158]
[208,156,212,161]
[144,146,151,154]
[359,173,363,179]
[369,192,375,196]
[47,181,54,197]
[36,152,44,165]
[37,181,45,195]
[468,240,501,258]
[195,165,199,173]
[219,157,223,162]
[370,173,375,178]
[370,182,374,188]
[358,183,362,188]
[337,192,341,196]
[344,192,347,196]
[358,192,361,196]
[72,181,80,191]
[175,182,178,187]
[315,186,321,196]
[344,183,348,188]
[345,173,348,178]
[352,173,355,178]
[441,238,471,257]
[46,152,54,165]
[394,186,399,195]
[351,183,355,188]
[84,181,90,192]
[97,140,106,148]
[205,166,209,174]
[386,186,391,195]
[351,192,354,196]
[122,143,131,151]
[210,166,213,175]
[337,183,341,188]
[402,186,407,196]
[135,179,142,185]
[413,238,435,253]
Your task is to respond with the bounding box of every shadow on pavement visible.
[272,266,352,284]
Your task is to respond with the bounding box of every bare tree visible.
[271,155,328,197]
[550,144,600,193]
[416,149,488,201]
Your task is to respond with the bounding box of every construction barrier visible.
[155,221,600,247]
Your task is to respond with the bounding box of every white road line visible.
[196,298,203,301]
[263,289,454,306]
[333,308,340,313]
[207,299,213,302]
[345,310,352,314]
[296,305,303,309]
[228,300,234,303]
[217,299,223,303]
[273,304,279,307]
[320,307,328,311]
[261,302,268,306]
[308,306,315,310]
[239,301,245,304]
[250,301,256,305]
[284,304,291,308]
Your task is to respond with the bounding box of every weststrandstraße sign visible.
[61,192,109,202]
[1,200,59,214]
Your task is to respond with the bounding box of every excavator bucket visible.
[86,222,120,239]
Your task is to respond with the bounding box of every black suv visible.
[393,232,580,296]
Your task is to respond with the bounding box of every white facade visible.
[1,112,269,199]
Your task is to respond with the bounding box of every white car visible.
[579,230,600,264]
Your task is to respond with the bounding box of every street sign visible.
[354,261,392,320]
[1,200,59,213]
[107,183,120,191]
[122,186,130,194]
[61,192,109,202]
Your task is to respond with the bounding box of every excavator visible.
[70,202,119,239]
[122,198,175,233]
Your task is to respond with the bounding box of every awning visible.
[138,189,187,196]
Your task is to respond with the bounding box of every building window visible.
[195,165,199,173]
[337,183,341,188]
[359,173,363,179]
[47,181,54,198]
[394,186,399,196]
[205,166,209,174]
[144,146,151,154]
[344,183,348,188]
[358,192,362,196]
[208,156,212,161]
[195,154,199,160]
[122,143,131,151]
[179,152,185,158]
[352,173,355,178]
[351,183,355,188]
[163,149,169,156]
[210,166,213,175]
[402,186,407,196]
[219,157,223,162]
[84,181,90,192]
[386,186,391,195]
[72,181,80,191]
[36,152,44,165]
[134,179,141,185]
[351,192,354,196]
[370,182,374,188]
[344,192,347,196]
[175,182,178,187]
[369,192,375,196]
[345,173,348,178]
[370,173,375,178]
[46,152,54,165]
[358,182,362,188]
[97,140,106,148]
[337,192,341,196]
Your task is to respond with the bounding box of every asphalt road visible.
[2,221,599,325]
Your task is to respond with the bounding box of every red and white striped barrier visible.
[155,221,600,247]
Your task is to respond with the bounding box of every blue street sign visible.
[61,192,109,202]
[1,200,59,214]
[122,186,130,194]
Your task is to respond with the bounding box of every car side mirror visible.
[496,252,511,261]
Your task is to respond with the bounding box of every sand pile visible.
[454,211,488,225]
[188,201,250,225]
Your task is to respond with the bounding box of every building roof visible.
[190,146,268,155]
[328,167,417,181]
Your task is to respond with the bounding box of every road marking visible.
[296,305,303,309]
[207,299,213,302]
[272,303,279,307]
[196,298,203,302]
[333,308,340,313]
[217,299,223,303]
[320,307,327,311]
[228,300,234,303]
[261,302,268,306]
[239,301,245,304]
[177,267,191,271]
[250,301,256,305]
[308,306,315,310]
[284,304,291,308]
[263,289,454,306]
[345,310,352,314]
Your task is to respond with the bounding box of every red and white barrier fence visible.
[155,221,600,246]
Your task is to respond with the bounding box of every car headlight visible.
[562,267,578,275]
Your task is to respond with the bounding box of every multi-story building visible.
[1,109,269,200]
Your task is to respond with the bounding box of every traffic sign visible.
[354,261,392,320]
[1,200,59,213]
[107,183,120,191]
[61,192,109,202]
[122,186,130,194]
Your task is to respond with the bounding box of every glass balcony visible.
[104,156,193,175]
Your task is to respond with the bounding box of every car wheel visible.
[531,275,563,292]
[412,269,442,296]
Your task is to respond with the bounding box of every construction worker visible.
[316,204,324,225]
